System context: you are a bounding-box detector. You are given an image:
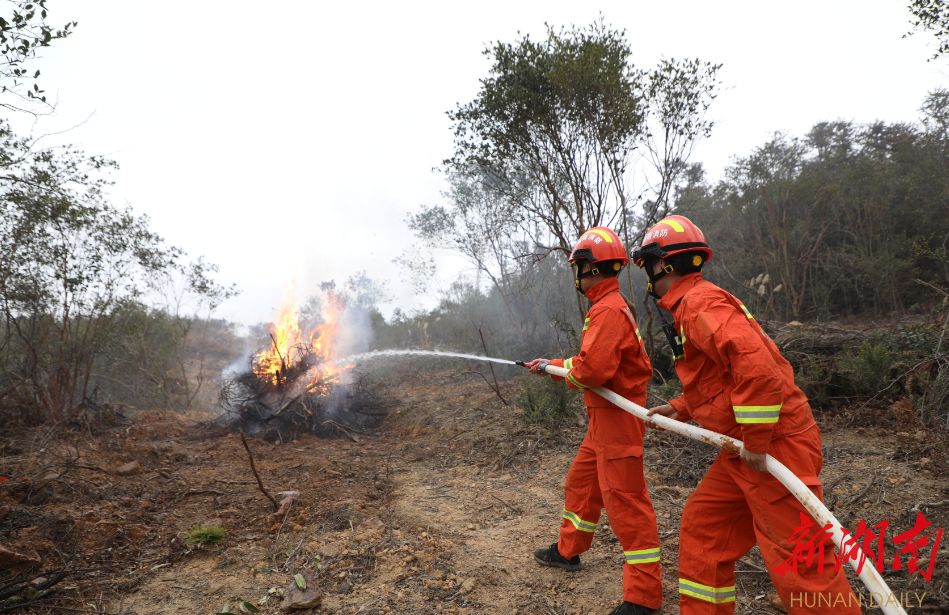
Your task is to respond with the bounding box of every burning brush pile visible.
[219,285,396,440]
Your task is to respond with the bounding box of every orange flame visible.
[252,280,347,386]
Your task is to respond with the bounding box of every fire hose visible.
[519,361,906,615]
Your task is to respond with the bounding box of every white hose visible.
[543,364,906,615]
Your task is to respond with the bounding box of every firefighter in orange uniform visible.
[528,227,662,615]
[634,215,860,615]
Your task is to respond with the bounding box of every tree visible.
[683,110,943,321]
[0,120,233,422]
[400,166,534,341]
[443,18,719,321]
[138,258,238,411]
[907,0,949,61]
[0,0,76,113]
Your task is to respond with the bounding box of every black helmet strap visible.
[644,258,675,298]
[573,259,601,295]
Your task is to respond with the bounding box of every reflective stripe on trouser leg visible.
[591,407,662,608]
[678,454,756,614]
[558,434,602,560]
[679,579,736,604]
[624,547,660,564]
[562,509,597,532]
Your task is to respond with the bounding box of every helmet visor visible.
[630,242,667,268]
[569,247,596,263]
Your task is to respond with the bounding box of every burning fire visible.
[253,280,347,387]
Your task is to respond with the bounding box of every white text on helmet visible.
[644,228,669,241]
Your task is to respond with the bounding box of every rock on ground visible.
[281,569,321,611]
[115,461,142,476]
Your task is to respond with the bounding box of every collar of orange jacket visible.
[584,276,620,303]
[657,272,704,312]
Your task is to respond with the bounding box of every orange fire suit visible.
[658,273,859,614]
[546,277,662,609]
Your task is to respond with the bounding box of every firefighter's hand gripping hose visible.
[529,361,907,615]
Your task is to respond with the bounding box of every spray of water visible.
[330,349,517,367]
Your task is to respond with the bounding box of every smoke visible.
[334,303,374,364]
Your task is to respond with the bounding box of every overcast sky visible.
[14,1,947,326]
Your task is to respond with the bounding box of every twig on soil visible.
[356,593,395,613]
[320,420,359,442]
[651,493,684,508]
[823,475,850,510]
[444,429,474,442]
[271,499,295,570]
[70,463,112,474]
[822,475,849,494]
[490,494,521,515]
[736,558,768,572]
[843,473,877,508]
[181,488,226,496]
[239,430,279,512]
[910,500,949,513]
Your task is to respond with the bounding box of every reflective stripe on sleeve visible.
[738,303,754,319]
[679,579,736,603]
[566,373,589,389]
[624,547,660,564]
[564,357,574,370]
[562,509,597,532]
[582,317,591,332]
[733,405,781,424]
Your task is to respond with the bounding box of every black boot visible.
[607,601,662,615]
[533,542,582,571]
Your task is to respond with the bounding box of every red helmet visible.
[568,227,629,267]
[631,215,713,267]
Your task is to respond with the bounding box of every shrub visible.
[657,378,683,403]
[517,372,582,427]
[795,360,830,406]
[920,365,949,426]
[184,522,227,546]
[833,341,897,399]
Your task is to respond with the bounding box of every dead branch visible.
[910,500,949,514]
[271,499,295,570]
[843,473,877,508]
[823,474,850,509]
[914,278,949,298]
[444,428,474,442]
[181,488,226,497]
[478,329,508,406]
[239,430,279,512]
[736,558,768,572]
[320,420,359,443]
[490,493,521,515]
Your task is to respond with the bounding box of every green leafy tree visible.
[446,19,719,257]
[907,0,949,60]
[0,0,76,113]
[0,121,234,422]
[439,18,719,324]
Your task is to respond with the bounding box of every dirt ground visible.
[1,370,948,615]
